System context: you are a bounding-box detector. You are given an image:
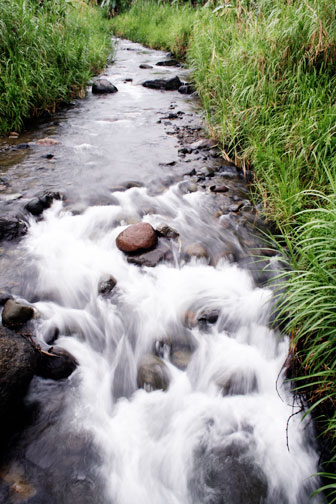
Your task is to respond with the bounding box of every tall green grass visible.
[111,0,336,498]
[112,1,195,58]
[0,0,113,135]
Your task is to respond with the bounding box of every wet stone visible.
[92,79,118,94]
[0,291,12,306]
[116,222,157,254]
[127,245,171,267]
[171,349,191,370]
[25,191,62,216]
[184,243,210,262]
[139,64,153,69]
[156,59,180,67]
[143,76,182,91]
[190,438,268,504]
[178,84,195,95]
[98,275,117,296]
[137,354,170,392]
[0,217,27,241]
[2,299,35,328]
[0,326,38,412]
[155,223,179,239]
[37,347,78,381]
[178,181,198,194]
[210,185,229,193]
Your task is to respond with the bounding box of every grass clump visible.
[0,0,113,135]
[112,0,196,59]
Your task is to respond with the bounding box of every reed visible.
[0,0,113,135]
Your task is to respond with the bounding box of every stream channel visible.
[0,39,323,504]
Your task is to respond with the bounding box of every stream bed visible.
[0,39,323,504]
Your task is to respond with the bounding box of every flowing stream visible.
[0,39,323,503]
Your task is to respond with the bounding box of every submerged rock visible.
[0,217,27,241]
[92,79,118,94]
[170,349,191,370]
[2,299,35,328]
[116,222,157,254]
[37,347,77,380]
[98,275,117,296]
[137,354,170,392]
[184,243,210,261]
[143,76,182,91]
[190,437,268,504]
[0,326,38,412]
[139,64,153,69]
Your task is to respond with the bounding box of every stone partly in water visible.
[25,191,63,216]
[116,222,157,254]
[139,64,153,69]
[0,291,12,306]
[155,223,179,239]
[37,347,78,381]
[98,275,117,296]
[189,436,268,504]
[92,79,118,95]
[0,217,27,241]
[2,299,35,329]
[178,84,195,95]
[137,354,170,392]
[127,245,172,267]
[36,137,59,145]
[143,76,182,91]
[184,243,210,262]
[156,59,180,67]
[0,326,38,412]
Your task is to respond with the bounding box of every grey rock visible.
[210,185,229,193]
[0,217,27,241]
[127,245,172,267]
[92,79,118,94]
[155,223,179,239]
[37,346,78,380]
[0,291,13,306]
[98,275,117,296]
[25,191,62,216]
[139,64,153,69]
[2,299,35,328]
[184,243,210,261]
[143,76,182,91]
[190,436,268,504]
[178,181,198,194]
[0,326,38,411]
[137,354,170,391]
[156,59,180,67]
[171,349,191,370]
[178,84,195,95]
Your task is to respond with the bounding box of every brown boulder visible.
[116,223,157,254]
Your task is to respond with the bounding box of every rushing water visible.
[0,39,323,503]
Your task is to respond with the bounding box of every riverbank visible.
[112,0,336,498]
[0,0,113,136]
